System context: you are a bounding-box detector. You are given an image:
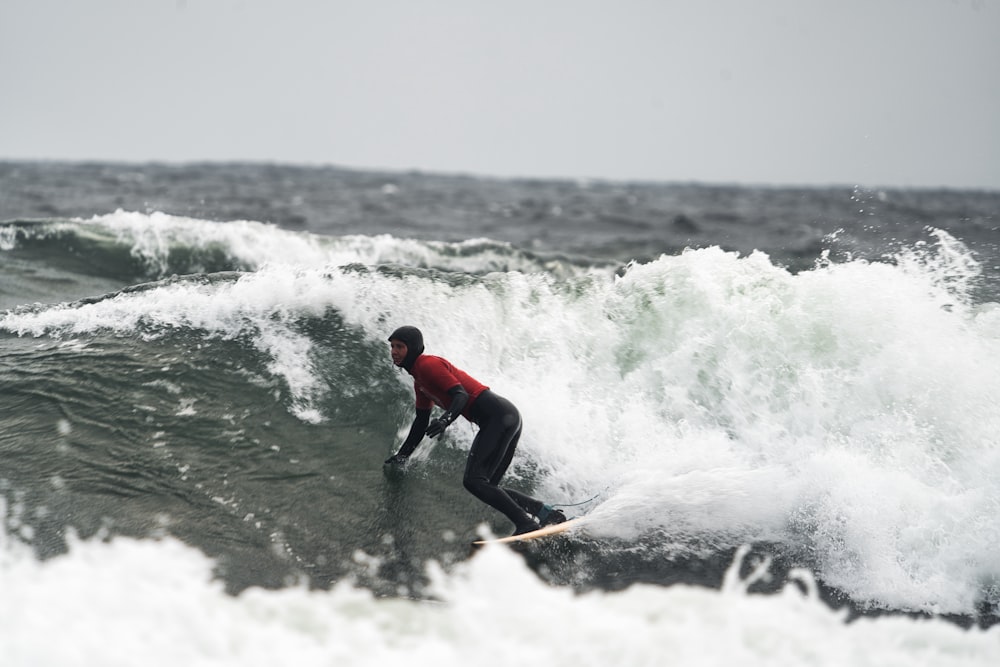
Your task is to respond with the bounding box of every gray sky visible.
[2,0,998,189]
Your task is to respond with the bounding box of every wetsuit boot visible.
[512,517,542,536]
[537,504,567,527]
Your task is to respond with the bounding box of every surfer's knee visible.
[463,474,488,496]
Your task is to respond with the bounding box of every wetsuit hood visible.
[388,325,424,371]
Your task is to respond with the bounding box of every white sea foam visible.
[2,221,998,616]
[329,233,1000,616]
[1,515,997,667]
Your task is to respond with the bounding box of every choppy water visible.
[2,162,999,665]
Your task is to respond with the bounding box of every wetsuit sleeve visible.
[395,408,432,458]
[425,385,468,438]
[438,385,468,424]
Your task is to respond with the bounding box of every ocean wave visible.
[0,211,613,281]
[3,228,998,616]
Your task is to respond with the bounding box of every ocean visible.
[1,161,999,665]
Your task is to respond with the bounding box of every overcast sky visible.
[2,0,998,190]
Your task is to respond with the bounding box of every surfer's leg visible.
[491,428,544,516]
[504,489,567,526]
[463,396,537,532]
[504,488,542,515]
[481,400,567,526]
[464,435,537,531]
[466,392,566,529]
[488,422,518,486]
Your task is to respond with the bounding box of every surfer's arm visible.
[425,385,468,438]
[385,408,432,464]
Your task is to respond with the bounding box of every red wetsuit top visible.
[410,354,488,420]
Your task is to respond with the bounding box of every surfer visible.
[383,325,566,536]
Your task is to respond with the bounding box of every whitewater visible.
[2,164,1000,664]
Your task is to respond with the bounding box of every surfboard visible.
[473,516,585,545]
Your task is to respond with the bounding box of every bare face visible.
[390,339,408,366]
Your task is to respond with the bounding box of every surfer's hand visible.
[384,453,408,466]
[425,416,451,439]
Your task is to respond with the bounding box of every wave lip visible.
[0,211,613,282]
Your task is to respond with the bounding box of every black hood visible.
[388,325,424,371]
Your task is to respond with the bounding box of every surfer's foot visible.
[537,504,567,527]
[512,518,542,536]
